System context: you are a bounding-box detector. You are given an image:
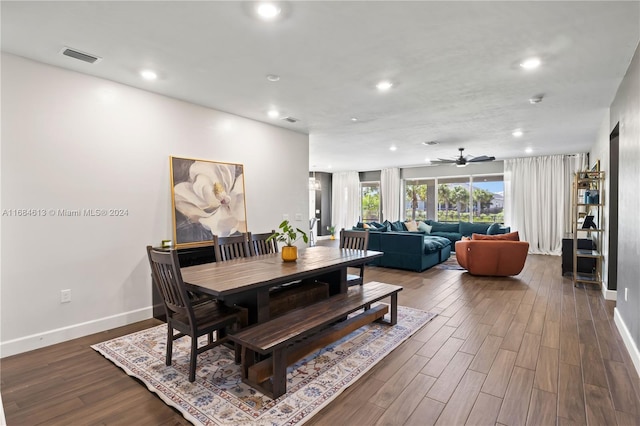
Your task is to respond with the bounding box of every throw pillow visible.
[381,222,390,232]
[391,220,406,232]
[486,223,501,235]
[472,231,520,241]
[461,236,471,241]
[417,221,432,234]
[363,223,371,229]
[404,220,418,232]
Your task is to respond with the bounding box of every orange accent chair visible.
[455,232,529,276]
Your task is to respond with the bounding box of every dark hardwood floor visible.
[2,249,639,425]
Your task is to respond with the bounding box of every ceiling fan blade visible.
[468,155,495,162]
[434,158,455,163]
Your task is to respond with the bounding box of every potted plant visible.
[327,225,336,240]
[267,219,309,262]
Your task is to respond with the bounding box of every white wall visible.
[610,43,640,376]
[0,53,310,356]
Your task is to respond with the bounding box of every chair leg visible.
[189,335,198,382]
[166,323,173,366]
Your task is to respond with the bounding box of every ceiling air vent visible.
[60,47,102,64]
[281,116,299,123]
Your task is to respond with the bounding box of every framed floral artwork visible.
[170,156,247,248]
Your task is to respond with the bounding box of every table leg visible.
[256,287,270,323]
[390,293,398,325]
[339,267,347,294]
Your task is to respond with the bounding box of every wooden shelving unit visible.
[571,171,605,287]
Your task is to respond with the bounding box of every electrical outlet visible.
[61,289,71,303]
[295,213,303,221]
[625,287,628,302]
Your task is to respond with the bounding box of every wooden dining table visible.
[181,245,383,324]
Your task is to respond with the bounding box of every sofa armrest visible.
[455,240,471,269]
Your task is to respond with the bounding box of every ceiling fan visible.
[430,148,495,167]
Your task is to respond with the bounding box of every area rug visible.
[434,256,465,270]
[92,305,436,426]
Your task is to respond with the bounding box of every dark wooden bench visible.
[228,281,403,398]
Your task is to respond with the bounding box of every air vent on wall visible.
[60,47,102,64]
[281,116,299,123]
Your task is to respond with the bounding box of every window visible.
[471,175,504,223]
[361,182,380,222]
[404,180,429,221]
[437,177,470,222]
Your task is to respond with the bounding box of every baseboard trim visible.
[614,307,640,377]
[602,287,617,301]
[0,306,153,358]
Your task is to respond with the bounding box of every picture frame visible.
[170,156,248,248]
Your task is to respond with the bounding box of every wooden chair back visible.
[213,233,251,262]
[340,228,370,250]
[249,230,279,256]
[339,228,370,286]
[146,246,194,321]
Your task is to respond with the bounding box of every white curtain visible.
[381,167,401,222]
[504,154,585,255]
[331,171,361,232]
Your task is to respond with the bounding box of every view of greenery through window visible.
[362,175,504,224]
[437,176,504,223]
[405,180,429,221]
[361,182,380,222]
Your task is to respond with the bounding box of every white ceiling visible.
[2,1,639,172]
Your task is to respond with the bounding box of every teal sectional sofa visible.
[350,227,452,272]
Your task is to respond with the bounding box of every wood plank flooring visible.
[2,253,639,425]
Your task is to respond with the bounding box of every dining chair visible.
[146,246,245,382]
[248,230,279,256]
[339,228,370,286]
[213,233,251,262]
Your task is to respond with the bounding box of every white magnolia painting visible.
[170,156,247,247]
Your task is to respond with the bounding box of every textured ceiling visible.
[2,1,639,172]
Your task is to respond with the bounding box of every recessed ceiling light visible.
[512,129,524,137]
[266,74,280,82]
[267,109,279,118]
[327,165,332,169]
[376,80,393,91]
[525,147,533,154]
[140,70,157,80]
[520,57,541,69]
[351,117,358,122]
[256,2,281,20]
[425,158,431,163]
[389,145,397,151]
